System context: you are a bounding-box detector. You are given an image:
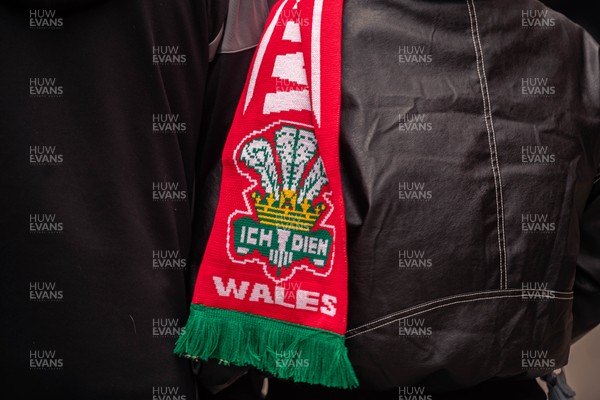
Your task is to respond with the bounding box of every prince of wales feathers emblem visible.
[232,125,333,281]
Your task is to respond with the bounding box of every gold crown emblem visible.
[240,126,330,232]
[252,190,325,232]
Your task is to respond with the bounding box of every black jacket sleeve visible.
[573,172,600,341]
[572,30,600,342]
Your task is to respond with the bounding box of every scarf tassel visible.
[174,304,359,389]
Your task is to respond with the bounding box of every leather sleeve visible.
[573,172,600,341]
[572,32,600,342]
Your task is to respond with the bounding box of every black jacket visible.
[0,0,274,398]
[204,0,600,398]
[339,0,600,392]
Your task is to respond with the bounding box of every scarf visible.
[175,0,357,389]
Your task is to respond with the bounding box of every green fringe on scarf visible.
[174,304,359,389]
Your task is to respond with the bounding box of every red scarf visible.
[175,0,357,388]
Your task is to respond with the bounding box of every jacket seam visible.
[346,288,573,334]
[472,4,510,291]
[467,0,509,290]
[346,292,573,339]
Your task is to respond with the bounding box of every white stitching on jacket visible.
[346,293,573,339]
[346,288,573,334]
[472,0,509,291]
[467,0,509,289]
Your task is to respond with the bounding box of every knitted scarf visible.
[175,0,357,389]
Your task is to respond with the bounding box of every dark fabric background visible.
[543,1,600,40]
